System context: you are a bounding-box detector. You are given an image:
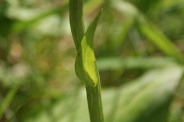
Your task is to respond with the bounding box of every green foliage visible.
[69,1,104,122]
[22,67,183,122]
[74,11,102,87]
[0,0,184,121]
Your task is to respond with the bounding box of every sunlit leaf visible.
[75,10,102,87]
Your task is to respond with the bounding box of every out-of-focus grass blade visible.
[11,3,68,34]
[112,0,184,63]
[0,84,20,120]
[136,17,184,62]
[97,57,176,70]
[0,65,25,120]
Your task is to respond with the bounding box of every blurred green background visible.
[0,0,184,122]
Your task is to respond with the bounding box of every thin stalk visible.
[69,0,104,122]
[86,82,104,122]
[69,0,84,51]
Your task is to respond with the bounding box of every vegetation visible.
[0,0,184,122]
[69,0,104,122]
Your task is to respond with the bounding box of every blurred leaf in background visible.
[22,66,183,122]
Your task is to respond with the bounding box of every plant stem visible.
[69,0,104,121]
[86,82,104,122]
[69,0,84,51]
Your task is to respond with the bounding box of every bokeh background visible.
[0,0,184,122]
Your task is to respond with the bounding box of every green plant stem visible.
[69,0,84,51]
[69,0,104,121]
[86,82,104,122]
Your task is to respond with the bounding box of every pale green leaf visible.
[75,10,102,87]
[24,66,183,122]
[75,36,99,87]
